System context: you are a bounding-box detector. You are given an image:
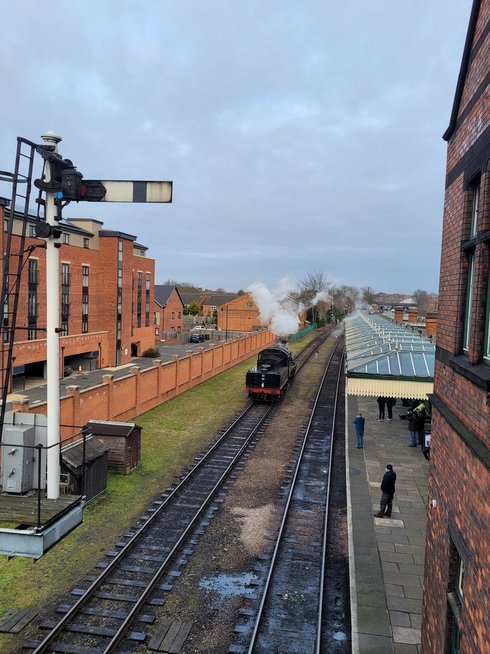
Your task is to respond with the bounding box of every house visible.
[421,2,490,652]
[201,292,238,320]
[178,289,207,315]
[216,292,269,332]
[154,285,184,341]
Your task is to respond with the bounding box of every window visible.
[83,238,89,248]
[462,182,480,354]
[61,263,70,286]
[136,272,143,328]
[29,224,36,237]
[82,265,89,334]
[61,263,70,335]
[63,233,70,245]
[484,265,490,364]
[463,255,474,353]
[447,541,464,654]
[469,182,479,237]
[145,273,150,327]
[27,259,38,340]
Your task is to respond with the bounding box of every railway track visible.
[230,336,345,654]
[25,329,333,654]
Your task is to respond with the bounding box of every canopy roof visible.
[345,312,434,399]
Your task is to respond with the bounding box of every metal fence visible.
[290,323,317,342]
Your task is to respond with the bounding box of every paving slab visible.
[347,395,429,654]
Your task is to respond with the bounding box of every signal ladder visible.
[0,137,42,441]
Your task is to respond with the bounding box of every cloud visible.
[0,0,473,295]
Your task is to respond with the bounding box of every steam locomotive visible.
[245,342,296,400]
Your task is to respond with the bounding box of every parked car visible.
[63,365,73,377]
[190,333,205,343]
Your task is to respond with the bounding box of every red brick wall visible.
[422,3,490,652]
[14,329,276,439]
[422,408,490,653]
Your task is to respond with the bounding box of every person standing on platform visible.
[408,410,419,447]
[416,407,426,446]
[353,412,365,448]
[374,464,397,518]
[377,396,386,420]
[386,397,396,421]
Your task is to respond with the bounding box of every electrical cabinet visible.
[1,425,36,493]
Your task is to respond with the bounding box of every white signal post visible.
[39,132,173,500]
[41,130,62,500]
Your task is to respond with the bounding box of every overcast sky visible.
[0,1,472,295]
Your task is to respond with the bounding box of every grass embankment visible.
[0,337,313,650]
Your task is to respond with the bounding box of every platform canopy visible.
[345,312,434,399]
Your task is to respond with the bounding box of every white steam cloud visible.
[247,280,301,337]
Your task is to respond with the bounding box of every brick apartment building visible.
[0,201,155,386]
[422,2,490,652]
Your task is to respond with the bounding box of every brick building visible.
[154,285,184,340]
[216,292,268,332]
[0,202,155,386]
[202,292,237,320]
[422,2,490,652]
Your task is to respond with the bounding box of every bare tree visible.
[413,289,430,316]
[296,271,330,324]
[362,286,376,305]
[330,285,359,314]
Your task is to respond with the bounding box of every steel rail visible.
[31,401,269,654]
[30,328,334,653]
[315,350,344,653]
[246,334,344,653]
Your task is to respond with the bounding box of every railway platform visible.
[347,394,429,654]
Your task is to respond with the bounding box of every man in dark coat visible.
[374,464,396,518]
[408,410,419,447]
[386,397,396,421]
[353,412,365,448]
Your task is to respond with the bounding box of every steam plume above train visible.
[246,280,304,337]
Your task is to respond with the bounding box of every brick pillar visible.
[12,399,30,413]
[394,307,404,323]
[425,313,437,339]
[131,366,140,413]
[102,374,114,420]
[152,359,161,401]
[65,385,81,434]
[408,308,418,323]
[172,354,179,390]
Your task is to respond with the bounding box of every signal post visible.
[35,132,172,499]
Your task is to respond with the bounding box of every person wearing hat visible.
[374,464,396,518]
